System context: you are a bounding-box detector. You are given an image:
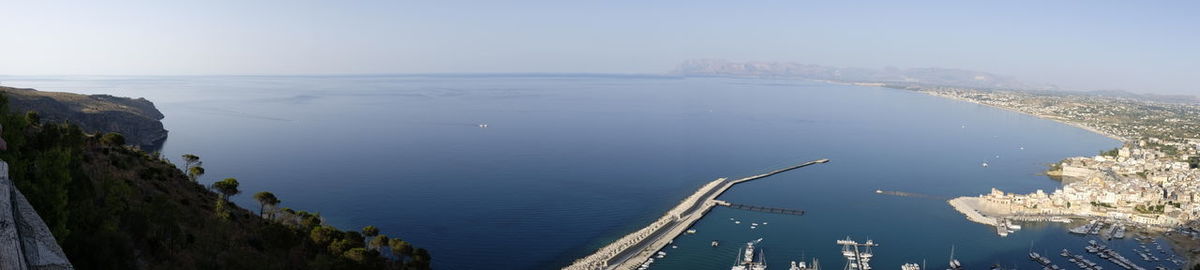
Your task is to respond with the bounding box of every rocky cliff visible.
[0,86,167,149]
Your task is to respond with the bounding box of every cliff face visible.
[0,86,167,149]
[0,99,423,269]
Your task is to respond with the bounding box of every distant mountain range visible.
[671,59,1034,90]
[672,59,1198,103]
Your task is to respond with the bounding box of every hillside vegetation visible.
[0,94,429,270]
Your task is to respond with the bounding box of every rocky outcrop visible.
[0,86,167,150]
[0,161,74,270]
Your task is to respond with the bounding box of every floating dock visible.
[716,200,806,216]
[563,159,829,270]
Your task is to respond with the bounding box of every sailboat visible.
[732,238,768,270]
[789,252,820,270]
[947,246,964,270]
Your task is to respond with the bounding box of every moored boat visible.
[732,238,767,270]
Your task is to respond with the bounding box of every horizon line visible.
[0,72,682,78]
[2,73,1191,100]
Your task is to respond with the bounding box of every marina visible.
[663,231,1189,270]
[1085,240,1146,270]
[1028,252,1062,270]
[1069,220,1105,235]
[837,237,877,270]
[1060,249,1102,270]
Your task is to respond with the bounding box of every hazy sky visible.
[1,1,1196,94]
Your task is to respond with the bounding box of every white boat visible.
[732,238,767,270]
[948,246,964,270]
[791,259,820,270]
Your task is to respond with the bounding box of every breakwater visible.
[563,159,829,270]
[874,190,945,200]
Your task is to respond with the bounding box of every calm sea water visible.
[4,75,1175,270]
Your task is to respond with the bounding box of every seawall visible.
[564,159,829,270]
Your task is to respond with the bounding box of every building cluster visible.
[980,143,1200,227]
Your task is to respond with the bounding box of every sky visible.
[0,0,1197,94]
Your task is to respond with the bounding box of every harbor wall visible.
[564,159,828,270]
[948,197,999,226]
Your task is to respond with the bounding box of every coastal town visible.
[921,86,1200,265]
[949,142,1199,229]
[917,87,1200,143]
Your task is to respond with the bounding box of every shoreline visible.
[948,197,1177,231]
[919,91,1128,143]
[911,87,1197,266]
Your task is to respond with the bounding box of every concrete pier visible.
[717,201,806,216]
[563,159,828,270]
[947,197,999,227]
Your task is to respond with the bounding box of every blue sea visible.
[5,75,1180,270]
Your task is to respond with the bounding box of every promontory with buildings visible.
[923,87,1200,266]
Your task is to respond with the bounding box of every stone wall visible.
[0,161,74,270]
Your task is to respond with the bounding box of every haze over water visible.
[2,75,1125,269]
